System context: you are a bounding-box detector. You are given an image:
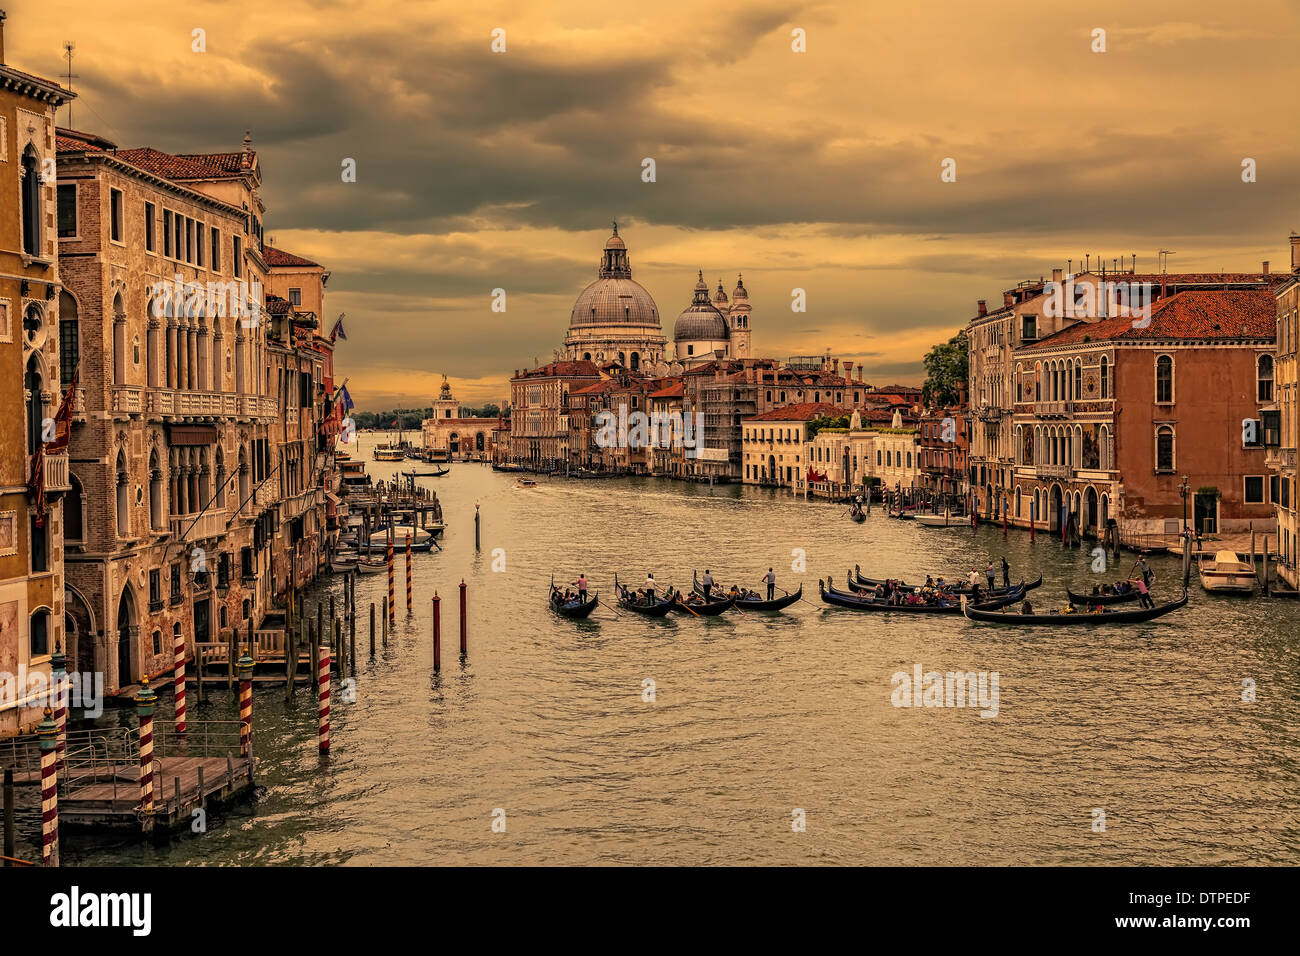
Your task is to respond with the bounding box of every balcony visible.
[172,510,230,542]
[1034,401,1073,418]
[42,451,71,493]
[1035,463,1072,479]
[1266,447,1297,471]
[111,385,144,416]
[147,389,174,417]
[977,406,1002,423]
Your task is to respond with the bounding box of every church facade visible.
[420,376,503,460]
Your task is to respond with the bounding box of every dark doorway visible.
[1194,492,1219,535]
[116,587,135,687]
[193,598,209,651]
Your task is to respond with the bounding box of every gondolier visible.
[571,573,589,601]
[986,562,996,591]
[701,569,716,594]
[763,568,777,601]
[1001,557,1010,589]
[644,572,657,605]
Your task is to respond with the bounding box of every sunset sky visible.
[13,0,1300,408]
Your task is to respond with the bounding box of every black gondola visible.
[853,565,1043,596]
[819,576,1025,612]
[613,574,676,617]
[549,576,598,618]
[849,510,866,523]
[1064,586,1140,606]
[670,590,736,616]
[401,467,451,478]
[963,589,1189,624]
[693,572,803,611]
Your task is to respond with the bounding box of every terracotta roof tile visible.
[115,146,255,181]
[264,246,322,268]
[745,402,852,422]
[1021,290,1276,350]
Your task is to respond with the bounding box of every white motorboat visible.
[1198,550,1257,594]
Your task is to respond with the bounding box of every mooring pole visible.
[318,645,331,754]
[433,593,442,672]
[135,679,158,836]
[369,602,376,657]
[382,596,388,646]
[51,644,68,770]
[459,579,468,656]
[475,503,481,552]
[237,652,254,757]
[36,710,58,866]
[406,532,413,614]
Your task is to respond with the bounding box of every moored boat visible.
[963,589,1189,624]
[1198,550,1257,594]
[1064,585,1140,606]
[670,590,736,616]
[914,513,960,528]
[853,565,1042,596]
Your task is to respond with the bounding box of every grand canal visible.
[32,434,1300,865]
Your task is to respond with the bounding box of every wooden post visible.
[247,617,255,669]
[387,536,396,628]
[174,776,182,814]
[135,681,157,838]
[382,596,388,647]
[350,603,357,676]
[3,767,15,866]
[433,593,441,672]
[171,628,186,735]
[369,602,376,657]
[316,602,324,665]
[285,619,295,700]
[197,766,206,811]
[1263,535,1270,596]
[334,620,342,675]
[475,504,480,551]
[310,622,320,693]
[1251,527,1257,577]
[459,579,467,656]
[227,623,235,689]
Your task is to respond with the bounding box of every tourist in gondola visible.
[1020,599,1034,615]
[763,568,777,602]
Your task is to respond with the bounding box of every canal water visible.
[32,433,1300,865]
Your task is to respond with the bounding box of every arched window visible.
[115,449,130,536]
[630,352,640,371]
[21,147,41,255]
[1100,356,1109,399]
[1155,355,1173,403]
[1156,425,1175,472]
[59,291,80,386]
[112,293,127,385]
[149,450,164,531]
[29,608,51,658]
[1258,354,1274,403]
[25,353,43,456]
[1073,361,1082,401]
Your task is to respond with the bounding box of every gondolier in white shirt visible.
[763,568,777,601]
[968,568,980,589]
[644,572,657,605]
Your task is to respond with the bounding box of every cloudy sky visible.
[14,0,1300,408]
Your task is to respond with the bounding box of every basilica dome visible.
[673,271,729,341]
[568,226,661,329]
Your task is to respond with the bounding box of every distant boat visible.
[1198,550,1257,594]
[517,478,537,488]
[401,467,450,478]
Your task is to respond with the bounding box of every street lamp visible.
[1178,475,1190,534]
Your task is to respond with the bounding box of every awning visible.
[167,424,218,446]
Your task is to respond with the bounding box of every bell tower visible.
[433,374,459,420]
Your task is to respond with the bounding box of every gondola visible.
[401,467,451,478]
[963,589,1189,625]
[853,565,1043,596]
[819,576,1025,612]
[849,509,866,523]
[1064,586,1140,606]
[355,557,388,575]
[549,576,598,618]
[613,574,676,617]
[670,590,736,616]
[693,572,803,611]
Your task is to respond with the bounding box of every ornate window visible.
[1156,425,1175,472]
[1155,355,1173,403]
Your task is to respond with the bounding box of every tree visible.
[921,332,968,409]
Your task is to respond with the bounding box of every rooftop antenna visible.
[1158,250,1175,273]
[1086,254,1090,272]
[62,42,78,128]
[1132,253,1137,273]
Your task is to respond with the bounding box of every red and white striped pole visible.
[317,645,331,754]
[405,532,413,614]
[135,678,158,835]
[237,651,254,757]
[387,536,395,629]
[51,643,67,773]
[172,628,186,734]
[37,707,59,866]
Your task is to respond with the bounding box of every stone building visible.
[420,376,502,460]
[0,19,74,736]
[741,403,850,489]
[509,359,601,467]
[671,273,752,366]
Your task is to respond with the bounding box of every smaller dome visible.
[674,269,729,341]
[713,279,728,305]
[732,274,748,300]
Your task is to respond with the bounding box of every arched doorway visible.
[1085,486,1098,534]
[449,432,460,456]
[1049,484,1062,533]
[116,585,137,688]
[65,586,96,675]
[768,454,776,483]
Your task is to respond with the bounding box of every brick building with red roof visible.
[1008,289,1277,540]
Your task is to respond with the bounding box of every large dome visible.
[673,271,729,341]
[568,224,661,329]
[570,277,660,328]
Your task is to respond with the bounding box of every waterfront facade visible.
[742,403,849,488]
[0,31,74,736]
[509,359,601,467]
[420,376,503,460]
[1013,290,1276,541]
[1267,237,1300,587]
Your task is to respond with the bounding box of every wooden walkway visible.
[59,754,256,830]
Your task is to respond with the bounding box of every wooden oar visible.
[673,594,701,617]
[598,599,625,619]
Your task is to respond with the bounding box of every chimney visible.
[1263,261,1270,276]
[1052,268,1063,284]
[843,360,854,381]
[1291,233,1300,274]
[1003,292,1013,308]
[832,358,839,374]
[977,299,987,316]
[0,10,7,64]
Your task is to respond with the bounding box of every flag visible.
[330,314,348,341]
[392,418,399,428]
[339,384,355,412]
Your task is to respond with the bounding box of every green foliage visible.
[921,331,969,409]
[806,414,850,438]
